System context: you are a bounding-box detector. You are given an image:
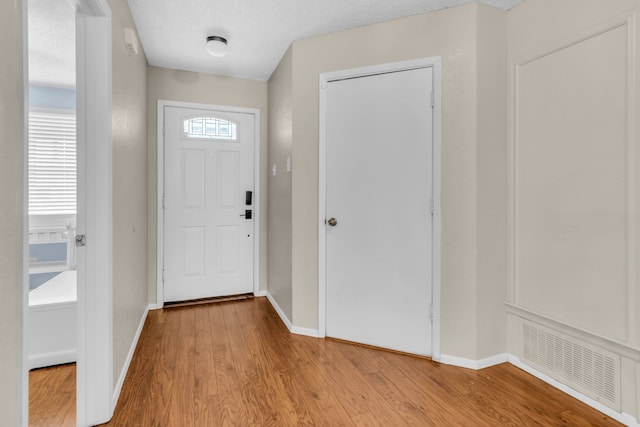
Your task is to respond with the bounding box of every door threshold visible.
[164,293,254,309]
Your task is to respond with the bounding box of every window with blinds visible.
[28,110,76,215]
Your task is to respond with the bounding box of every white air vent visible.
[521,321,620,410]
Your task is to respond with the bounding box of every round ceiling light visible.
[206,35,228,57]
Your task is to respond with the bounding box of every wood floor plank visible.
[346,343,468,425]
[220,302,266,425]
[170,308,197,426]
[208,303,248,426]
[115,312,164,424]
[277,335,354,425]
[29,363,75,427]
[321,339,419,423]
[351,411,387,426]
[192,305,228,426]
[194,305,218,398]
[144,308,183,426]
[96,297,623,426]
[242,325,299,425]
[225,301,299,426]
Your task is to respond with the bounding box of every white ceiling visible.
[128,0,524,81]
[27,0,524,88]
[28,0,75,88]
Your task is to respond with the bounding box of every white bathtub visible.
[28,270,77,369]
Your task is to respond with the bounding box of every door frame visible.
[75,2,114,424]
[156,100,261,305]
[20,0,114,425]
[317,57,442,361]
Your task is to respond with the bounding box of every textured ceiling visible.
[29,0,75,88]
[128,0,524,81]
[28,0,524,88]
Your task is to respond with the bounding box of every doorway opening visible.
[26,0,78,425]
[22,0,113,425]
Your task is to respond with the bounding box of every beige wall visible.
[108,0,150,387]
[277,3,507,359]
[475,4,508,359]
[146,66,269,302]
[267,47,294,319]
[0,0,23,423]
[507,0,640,417]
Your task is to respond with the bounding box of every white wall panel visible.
[507,0,640,419]
[513,24,630,341]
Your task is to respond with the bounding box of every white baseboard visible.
[254,290,268,297]
[28,349,76,370]
[440,353,508,370]
[112,304,152,410]
[438,353,637,425]
[264,292,320,338]
[265,291,293,330]
[508,355,639,427]
[147,303,162,310]
[291,326,320,338]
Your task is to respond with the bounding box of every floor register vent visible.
[521,321,620,410]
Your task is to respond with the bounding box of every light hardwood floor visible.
[29,363,75,426]
[30,298,623,426]
[102,298,621,426]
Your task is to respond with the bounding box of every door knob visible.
[327,218,337,227]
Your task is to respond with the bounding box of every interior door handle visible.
[240,209,252,219]
[327,218,337,227]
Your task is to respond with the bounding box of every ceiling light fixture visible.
[206,35,228,57]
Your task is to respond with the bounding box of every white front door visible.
[325,67,434,356]
[163,106,255,302]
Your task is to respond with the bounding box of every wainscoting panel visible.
[510,18,633,341]
[507,5,640,420]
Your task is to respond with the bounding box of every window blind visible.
[28,110,76,215]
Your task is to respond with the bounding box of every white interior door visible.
[164,106,254,302]
[325,67,433,356]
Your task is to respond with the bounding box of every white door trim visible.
[318,57,442,361]
[156,100,261,306]
[20,0,114,426]
[75,1,114,425]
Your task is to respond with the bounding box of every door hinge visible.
[430,198,435,215]
[162,269,165,283]
[75,234,87,247]
[431,90,435,108]
[162,195,165,209]
[429,303,434,321]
